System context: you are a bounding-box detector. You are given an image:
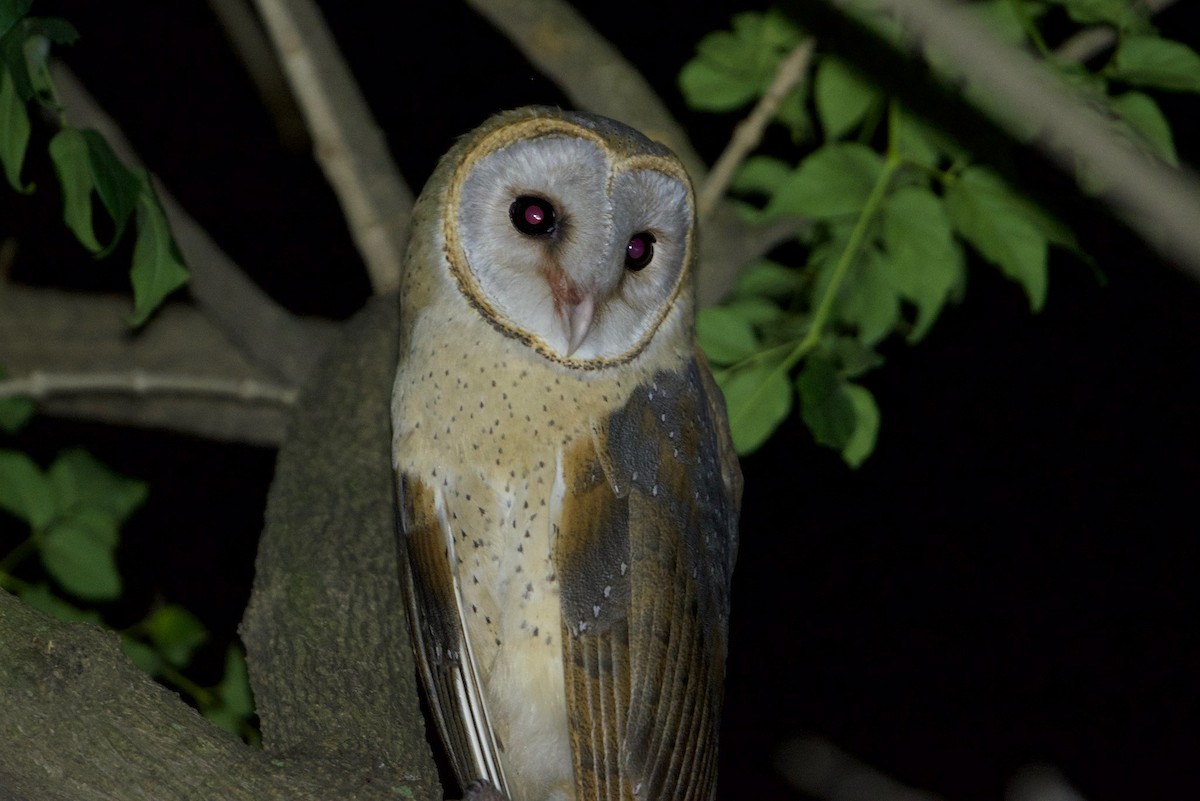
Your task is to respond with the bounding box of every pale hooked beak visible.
[560,292,596,356]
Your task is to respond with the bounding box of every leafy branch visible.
[683,0,1200,465]
[1,0,187,324]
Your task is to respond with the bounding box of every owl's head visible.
[423,107,695,369]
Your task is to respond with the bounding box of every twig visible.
[0,370,297,406]
[0,285,297,445]
[776,736,942,801]
[206,0,309,151]
[1007,764,1089,801]
[50,61,337,386]
[819,0,1200,284]
[697,39,816,221]
[1054,0,1178,63]
[252,0,413,294]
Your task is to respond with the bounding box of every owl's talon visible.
[462,778,508,801]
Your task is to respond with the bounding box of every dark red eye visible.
[510,195,557,236]
[625,232,656,271]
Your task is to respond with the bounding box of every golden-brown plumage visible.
[392,107,741,801]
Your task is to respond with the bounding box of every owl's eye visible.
[510,195,557,236]
[625,232,656,272]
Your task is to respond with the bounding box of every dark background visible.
[2,2,1198,799]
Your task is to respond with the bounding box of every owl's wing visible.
[557,355,742,801]
[396,474,508,793]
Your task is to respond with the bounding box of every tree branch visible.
[240,295,441,796]
[819,0,1200,283]
[776,736,943,801]
[49,62,336,387]
[206,0,309,152]
[464,0,709,180]
[251,0,413,294]
[0,590,431,801]
[0,285,295,445]
[0,370,297,407]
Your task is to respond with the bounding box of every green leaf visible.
[1054,0,1148,31]
[129,183,189,325]
[971,0,1033,46]
[0,449,53,529]
[0,395,33,432]
[732,259,805,300]
[765,143,884,220]
[143,604,209,667]
[218,646,254,718]
[815,56,876,140]
[1109,91,1178,165]
[835,248,899,346]
[797,357,854,447]
[678,58,759,111]
[0,65,32,192]
[48,127,104,253]
[25,16,79,45]
[82,128,140,246]
[18,583,103,625]
[48,448,148,525]
[697,307,760,365]
[48,509,119,551]
[723,297,784,327]
[797,358,880,466]
[945,167,1048,310]
[1110,35,1200,94]
[892,104,943,166]
[841,383,880,467]
[679,10,804,112]
[121,637,163,677]
[730,155,792,197]
[0,1,31,39]
[824,336,884,378]
[718,362,793,454]
[774,85,810,141]
[40,524,121,600]
[882,186,964,340]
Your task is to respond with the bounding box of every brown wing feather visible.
[557,355,741,801]
[397,474,507,794]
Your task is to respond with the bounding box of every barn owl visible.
[391,106,742,801]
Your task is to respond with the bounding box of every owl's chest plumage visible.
[393,302,655,800]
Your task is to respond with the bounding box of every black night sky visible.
[2,2,1198,800]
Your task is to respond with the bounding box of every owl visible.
[391,107,742,801]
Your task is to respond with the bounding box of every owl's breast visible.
[392,311,647,800]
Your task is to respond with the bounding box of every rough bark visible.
[0,296,440,800]
[241,293,441,797]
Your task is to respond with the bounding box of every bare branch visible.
[206,0,309,151]
[823,0,1200,283]
[776,736,943,801]
[464,0,709,182]
[698,40,816,222]
[0,285,296,445]
[1007,764,1089,801]
[50,62,337,387]
[251,0,413,294]
[0,370,297,407]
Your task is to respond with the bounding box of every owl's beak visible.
[561,292,596,356]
